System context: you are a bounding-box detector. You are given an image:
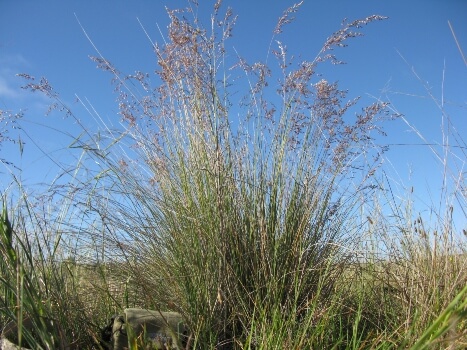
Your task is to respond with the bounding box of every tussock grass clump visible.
[0,196,139,349]
[64,3,395,348]
[0,199,95,349]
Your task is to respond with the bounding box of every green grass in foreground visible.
[1,199,466,349]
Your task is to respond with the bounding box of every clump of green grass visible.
[59,2,395,348]
[1,197,71,349]
[0,194,133,349]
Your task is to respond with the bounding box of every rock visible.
[1,319,33,350]
[111,308,188,350]
[1,317,64,350]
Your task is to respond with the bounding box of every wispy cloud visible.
[0,53,30,105]
[0,53,31,68]
[0,53,50,111]
[0,75,21,99]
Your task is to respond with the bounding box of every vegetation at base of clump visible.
[1,1,466,349]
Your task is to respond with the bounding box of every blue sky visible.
[0,1,466,230]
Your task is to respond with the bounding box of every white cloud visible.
[0,54,30,103]
[0,54,50,111]
[0,53,31,68]
[0,75,20,99]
